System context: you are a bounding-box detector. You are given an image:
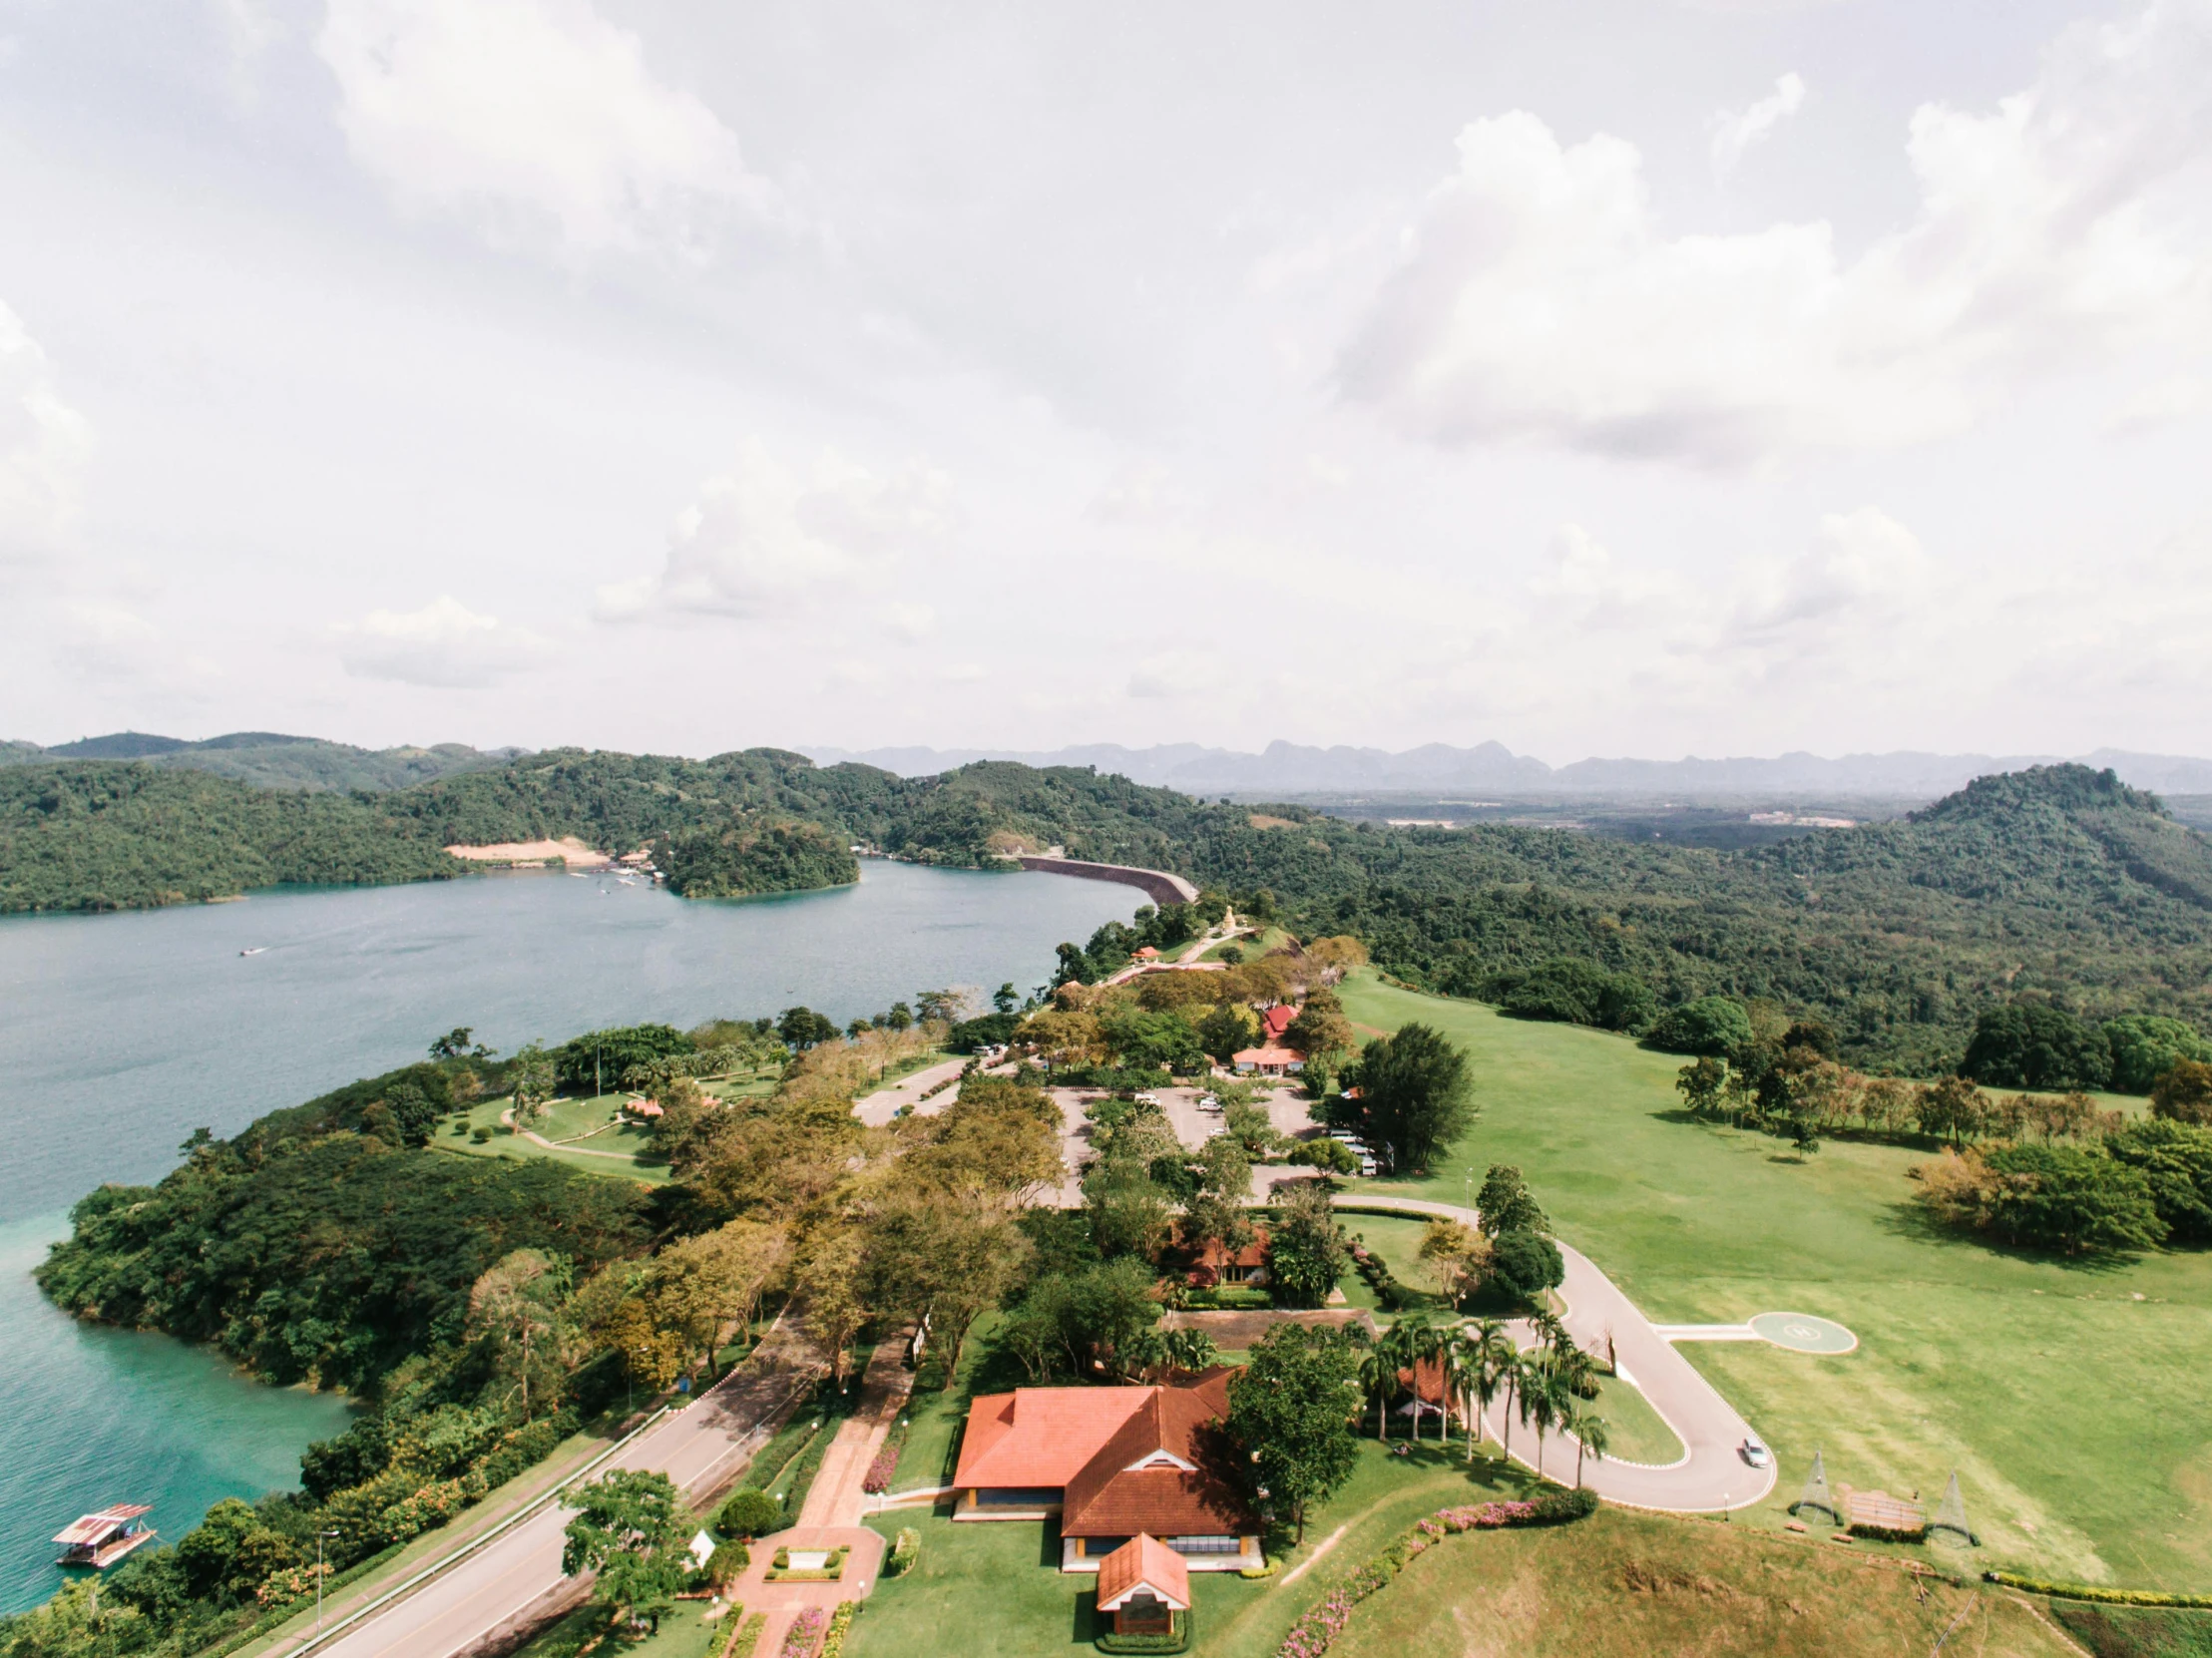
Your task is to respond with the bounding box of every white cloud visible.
[879,602,937,642]
[1709,72,1806,176]
[1085,463,1178,527]
[335,595,551,686]
[0,299,92,566]
[1341,2,2212,466]
[316,0,774,259]
[598,441,955,623]
[2105,374,2206,433]
[1126,654,1229,699]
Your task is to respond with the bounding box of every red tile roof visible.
[954,1387,1156,1489]
[1261,1005,1299,1040]
[1097,1535,1190,1612]
[1060,1371,1253,1539]
[52,1507,150,1548]
[955,1372,1256,1541]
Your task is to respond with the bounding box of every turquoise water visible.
[0,862,1135,1611]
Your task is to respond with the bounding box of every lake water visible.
[0,862,1135,1612]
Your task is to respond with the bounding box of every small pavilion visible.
[1095,1534,1190,1637]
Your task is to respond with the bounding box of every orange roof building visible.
[1260,1004,1299,1042]
[1095,1535,1190,1635]
[1187,1229,1269,1289]
[1231,1043,1305,1075]
[952,1371,1261,1573]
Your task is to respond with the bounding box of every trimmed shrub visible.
[1984,1570,2212,1609]
[1487,1229,1564,1302]
[886,1527,921,1577]
[1098,1608,1192,1655]
[820,1600,860,1658]
[715,1486,784,1539]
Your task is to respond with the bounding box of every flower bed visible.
[819,1601,860,1658]
[862,1419,910,1493]
[719,1609,766,1658]
[1272,1489,1597,1658]
[768,1544,849,1582]
[1985,1571,2212,1609]
[780,1605,827,1658]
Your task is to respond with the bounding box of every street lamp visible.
[314,1528,340,1634]
[1463,1168,1475,1215]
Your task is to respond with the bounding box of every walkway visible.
[728,1335,913,1657]
[1340,1196,1780,1513]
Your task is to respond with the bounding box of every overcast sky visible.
[2,0,2208,764]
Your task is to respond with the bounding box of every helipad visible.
[1749,1312,1858,1354]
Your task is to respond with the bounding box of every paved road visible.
[1343,1196,1779,1513]
[308,1321,823,1658]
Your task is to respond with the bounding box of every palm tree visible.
[1499,1349,1527,1467]
[1404,1319,1449,1445]
[1456,1321,1511,1463]
[1524,1353,1561,1480]
[1573,1413,1609,1488]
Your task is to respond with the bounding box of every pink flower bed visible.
[779,1606,826,1658]
[860,1444,900,1494]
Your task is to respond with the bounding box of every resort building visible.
[1230,1043,1305,1075]
[1095,1535,1191,1637]
[1186,1230,1269,1289]
[951,1370,1262,1572]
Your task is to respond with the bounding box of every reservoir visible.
[0,861,1137,1612]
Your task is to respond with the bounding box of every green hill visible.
[0,729,521,791]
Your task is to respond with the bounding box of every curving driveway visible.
[1341,1197,1779,1514]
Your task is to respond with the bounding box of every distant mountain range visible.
[0,731,527,793]
[18,729,2212,801]
[801,740,2212,798]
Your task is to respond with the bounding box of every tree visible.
[561,1469,691,1631]
[505,1040,558,1128]
[1225,1325,1365,1543]
[795,1231,869,1386]
[1645,997,1754,1057]
[1198,1003,1261,1064]
[1286,1136,1360,1177]
[864,1197,1031,1386]
[2104,1017,2212,1093]
[1084,1146,1177,1259]
[605,1298,684,1395]
[994,982,1021,1015]
[1183,1134,1254,1255]
[1415,1217,1492,1307]
[2105,1118,2212,1241]
[1572,1411,1609,1487]
[652,1219,786,1378]
[1978,1143,2167,1255]
[2152,1059,2212,1125]
[1674,1056,1727,1114]
[1488,1230,1564,1304]
[429,1027,483,1060]
[776,1007,840,1049]
[1071,1255,1165,1376]
[1455,1320,1514,1461]
[1474,1165,1548,1238]
[1917,1075,1991,1147]
[1962,1003,2113,1091]
[1353,1024,1477,1172]
[1265,1181,1348,1308]
[466,1247,571,1418]
[1284,991,1356,1061]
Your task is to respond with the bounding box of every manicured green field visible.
[436,1095,670,1184]
[509,1597,723,1658]
[1328,1504,2073,1658]
[1337,974,2212,1592]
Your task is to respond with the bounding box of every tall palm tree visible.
[1457,1321,1511,1463]
[1356,1342,1392,1443]
[1499,1349,1528,1467]
[1573,1413,1609,1488]
[1524,1353,1561,1480]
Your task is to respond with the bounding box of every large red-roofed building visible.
[952,1370,1262,1572]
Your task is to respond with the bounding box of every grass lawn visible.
[1586,1372,1685,1467]
[1336,973,2212,1592]
[1334,1212,1454,1314]
[1329,1503,2075,1658]
[436,1095,671,1185]
[510,1598,725,1658]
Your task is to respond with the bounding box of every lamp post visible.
[314,1528,339,1634]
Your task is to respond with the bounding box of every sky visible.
[1,0,2209,766]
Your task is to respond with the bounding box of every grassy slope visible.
[1330,1504,2075,1658]
[1338,973,2212,1591]
[437,1096,672,1185]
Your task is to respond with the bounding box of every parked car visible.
[1196,1094,1219,1110]
[1740,1434,1771,1467]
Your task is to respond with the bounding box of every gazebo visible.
[1095,1534,1190,1637]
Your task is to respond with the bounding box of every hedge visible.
[1098,1608,1192,1654]
[1984,1571,2212,1609]
[1274,1489,1597,1658]
[887,1527,921,1577]
[719,1609,766,1658]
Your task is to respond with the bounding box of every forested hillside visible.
[0,764,465,912]
[0,730,518,791]
[1176,765,2212,1071]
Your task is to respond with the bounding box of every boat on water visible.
[54,1507,155,1569]
[239,947,265,956]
